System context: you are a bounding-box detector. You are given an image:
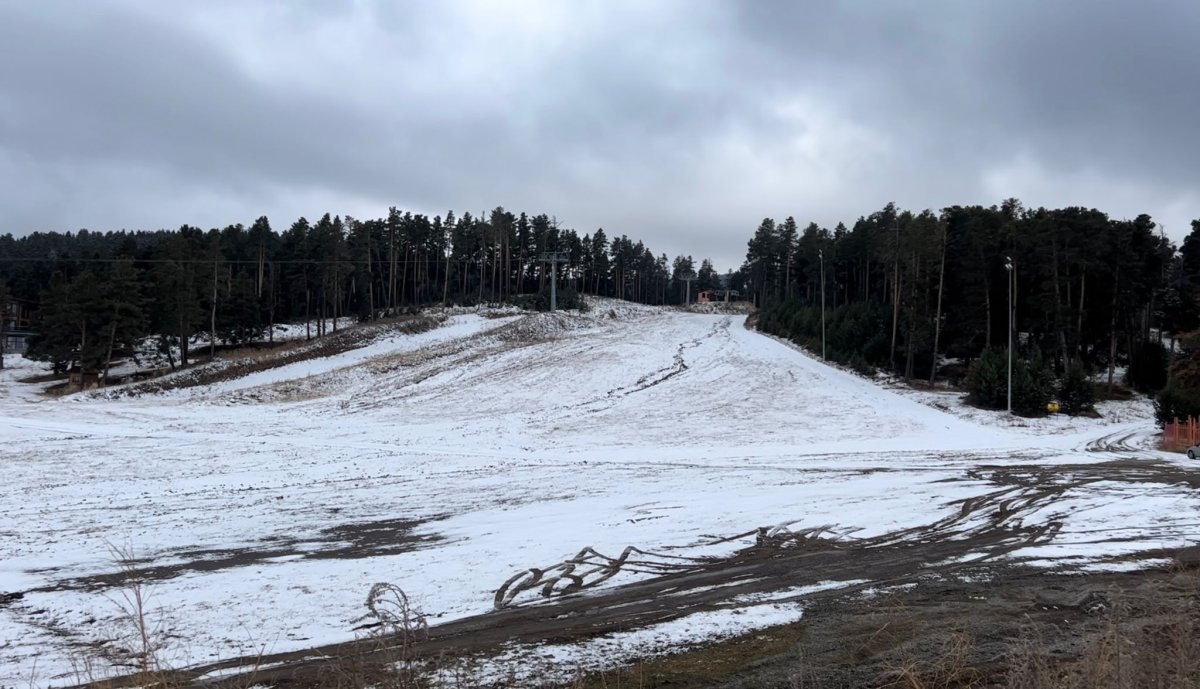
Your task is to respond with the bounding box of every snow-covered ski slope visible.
[0,304,1193,684]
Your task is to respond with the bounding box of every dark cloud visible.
[1,1,1196,268]
[730,2,1200,213]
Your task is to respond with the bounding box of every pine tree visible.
[965,348,1008,410]
[217,272,263,346]
[100,258,146,382]
[590,229,610,295]
[1058,364,1096,416]
[0,281,7,370]
[149,230,204,369]
[71,271,110,375]
[1015,348,1054,416]
[670,255,697,304]
[27,273,82,374]
[697,259,721,293]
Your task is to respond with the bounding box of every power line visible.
[0,256,546,266]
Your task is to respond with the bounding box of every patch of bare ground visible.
[50,450,1200,689]
[107,315,443,397]
[19,517,444,596]
[62,561,1200,689]
[67,452,1200,689]
[608,565,1200,689]
[18,370,62,385]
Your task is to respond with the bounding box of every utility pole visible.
[681,275,695,306]
[539,253,568,311]
[1005,256,1014,414]
[210,249,219,360]
[819,249,826,360]
[890,214,900,369]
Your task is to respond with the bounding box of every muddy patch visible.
[28,517,443,594]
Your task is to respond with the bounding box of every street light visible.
[818,249,826,360]
[1005,256,1014,414]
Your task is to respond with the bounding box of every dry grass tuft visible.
[882,631,981,689]
[326,583,434,689]
[1003,578,1200,689]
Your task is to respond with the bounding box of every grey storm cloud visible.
[735,2,1200,177]
[1,0,1197,269]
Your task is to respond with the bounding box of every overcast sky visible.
[2,1,1197,269]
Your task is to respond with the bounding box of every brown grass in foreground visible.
[53,561,1200,689]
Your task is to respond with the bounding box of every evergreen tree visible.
[26,272,78,374]
[217,272,263,345]
[589,229,611,295]
[149,230,204,369]
[745,218,780,307]
[696,259,720,293]
[0,281,7,370]
[964,346,1054,416]
[1058,364,1096,416]
[1156,331,1200,424]
[27,271,108,375]
[99,258,146,381]
[670,255,696,304]
[965,347,1008,410]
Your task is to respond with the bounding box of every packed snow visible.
[0,303,1191,686]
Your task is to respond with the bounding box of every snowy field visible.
[0,303,1193,686]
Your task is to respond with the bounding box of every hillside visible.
[0,302,1192,687]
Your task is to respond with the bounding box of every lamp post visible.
[818,248,826,360]
[1005,256,1014,414]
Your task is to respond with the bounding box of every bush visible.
[1057,364,1096,416]
[965,346,1053,416]
[848,353,876,377]
[965,347,1007,409]
[1012,347,1054,416]
[508,285,587,312]
[1154,380,1200,426]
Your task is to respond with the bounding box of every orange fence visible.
[1163,416,1200,452]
